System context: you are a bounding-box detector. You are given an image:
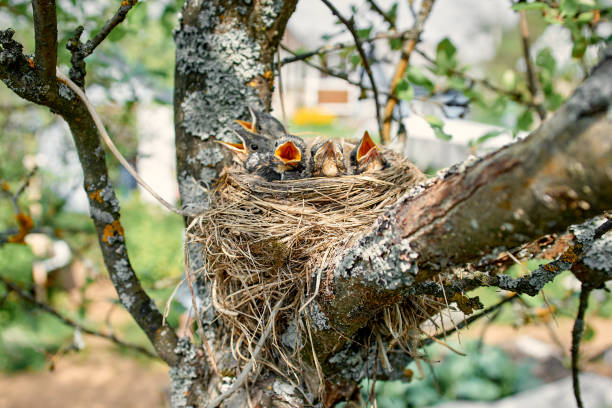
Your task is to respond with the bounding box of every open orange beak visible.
[274,141,302,165]
[356,131,379,162]
[216,140,247,154]
[234,119,254,132]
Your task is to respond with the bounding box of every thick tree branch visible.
[381,0,435,143]
[1,28,179,366]
[60,98,179,365]
[0,275,157,358]
[31,0,57,86]
[313,47,612,363]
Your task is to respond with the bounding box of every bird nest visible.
[186,153,445,383]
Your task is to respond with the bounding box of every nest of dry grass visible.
[187,154,448,382]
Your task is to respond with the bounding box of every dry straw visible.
[187,154,447,385]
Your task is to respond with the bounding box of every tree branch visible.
[313,46,612,363]
[415,47,539,109]
[571,284,591,408]
[381,0,435,143]
[0,275,157,358]
[411,216,612,297]
[320,0,383,137]
[32,0,57,86]
[66,0,138,87]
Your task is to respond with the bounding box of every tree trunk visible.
[173,1,299,406]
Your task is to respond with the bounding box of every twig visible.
[1,166,38,215]
[279,30,418,66]
[320,0,383,136]
[56,68,188,216]
[281,45,398,101]
[365,0,396,29]
[428,294,517,343]
[66,0,138,86]
[206,295,286,408]
[381,0,435,143]
[84,0,138,57]
[518,9,547,120]
[0,274,157,358]
[571,284,591,408]
[410,216,612,298]
[415,47,538,108]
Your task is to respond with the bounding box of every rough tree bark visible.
[172,1,299,406]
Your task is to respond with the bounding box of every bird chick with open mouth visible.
[271,135,307,180]
[217,123,274,166]
[235,105,288,140]
[350,131,388,174]
[310,140,346,177]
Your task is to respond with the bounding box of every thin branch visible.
[571,284,591,408]
[410,217,611,298]
[381,0,435,143]
[31,0,58,85]
[320,0,383,136]
[518,9,547,120]
[429,294,517,343]
[365,0,396,29]
[280,45,398,102]
[279,30,418,67]
[0,274,157,358]
[66,0,138,87]
[415,47,538,108]
[84,0,138,56]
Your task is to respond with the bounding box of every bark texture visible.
[172,1,299,406]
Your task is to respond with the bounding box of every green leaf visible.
[387,3,398,21]
[433,127,453,141]
[424,115,452,141]
[389,37,402,50]
[396,79,414,101]
[536,48,556,74]
[349,54,361,67]
[577,11,594,22]
[406,66,434,92]
[560,0,580,16]
[469,130,504,147]
[108,25,128,42]
[582,323,595,342]
[511,2,549,11]
[572,37,587,58]
[448,76,467,90]
[356,27,372,39]
[424,115,444,128]
[516,109,534,131]
[436,37,457,72]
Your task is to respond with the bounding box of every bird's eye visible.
[250,143,258,151]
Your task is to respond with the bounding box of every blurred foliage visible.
[357,341,538,407]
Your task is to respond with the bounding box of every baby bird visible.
[272,135,308,180]
[350,131,388,174]
[247,105,288,140]
[310,140,346,177]
[217,123,275,165]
